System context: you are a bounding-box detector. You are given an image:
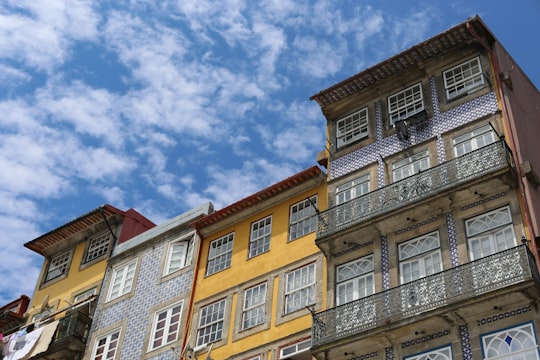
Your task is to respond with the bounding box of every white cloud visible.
[292,35,345,78]
[36,81,124,147]
[202,158,298,209]
[0,0,99,71]
[0,214,42,304]
[389,7,436,52]
[0,64,31,87]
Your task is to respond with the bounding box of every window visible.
[91,329,121,360]
[404,345,452,360]
[481,322,539,360]
[388,83,424,125]
[399,232,444,310]
[107,260,137,301]
[336,255,374,306]
[289,196,317,241]
[279,339,311,359]
[335,175,370,205]
[453,124,496,157]
[285,263,315,314]
[73,287,97,303]
[196,299,226,347]
[149,302,183,351]
[164,235,193,276]
[444,57,484,100]
[242,283,267,330]
[32,306,53,323]
[392,150,429,182]
[44,250,72,282]
[84,231,112,264]
[249,216,272,258]
[206,233,234,276]
[466,206,516,261]
[399,232,442,284]
[336,107,369,147]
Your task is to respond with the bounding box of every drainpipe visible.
[99,206,118,242]
[466,20,540,269]
[179,222,204,359]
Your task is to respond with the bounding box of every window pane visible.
[337,107,369,147]
[388,83,424,124]
[285,263,315,313]
[249,216,272,258]
[444,57,484,99]
[207,233,234,275]
[289,196,318,240]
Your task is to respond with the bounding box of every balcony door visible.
[399,232,445,311]
[335,255,375,333]
[334,175,370,226]
[466,206,517,292]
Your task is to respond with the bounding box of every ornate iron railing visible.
[318,140,514,239]
[311,245,540,348]
[52,309,92,345]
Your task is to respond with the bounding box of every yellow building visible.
[5,204,155,360]
[186,166,327,360]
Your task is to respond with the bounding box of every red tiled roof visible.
[24,204,155,255]
[193,166,323,228]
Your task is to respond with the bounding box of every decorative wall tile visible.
[87,241,194,360]
[381,236,390,291]
[329,78,499,181]
[445,212,459,267]
[459,325,472,360]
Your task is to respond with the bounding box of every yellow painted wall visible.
[192,181,327,359]
[28,240,107,321]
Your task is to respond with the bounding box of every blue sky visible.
[0,0,538,304]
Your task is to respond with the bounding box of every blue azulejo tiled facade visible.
[84,203,213,360]
[329,87,499,181]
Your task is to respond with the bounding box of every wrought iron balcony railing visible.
[51,308,92,346]
[318,140,514,239]
[311,245,540,348]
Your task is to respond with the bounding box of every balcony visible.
[311,245,540,348]
[46,309,92,355]
[318,140,514,239]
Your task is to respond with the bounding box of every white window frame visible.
[107,259,137,302]
[249,216,272,258]
[444,57,485,100]
[481,322,540,360]
[289,196,318,241]
[91,328,121,360]
[279,339,311,359]
[83,231,112,264]
[206,233,234,276]
[196,299,226,347]
[399,231,442,284]
[392,150,430,182]
[453,124,496,157]
[388,83,424,125]
[148,301,183,351]
[163,234,194,276]
[466,206,516,261]
[242,283,267,330]
[285,263,315,314]
[335,175,370,205]
[336,255,374,306]
[336,107,369,147]
[44,250,72,282]
[404,345,453,360]
[73,287,97,304]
